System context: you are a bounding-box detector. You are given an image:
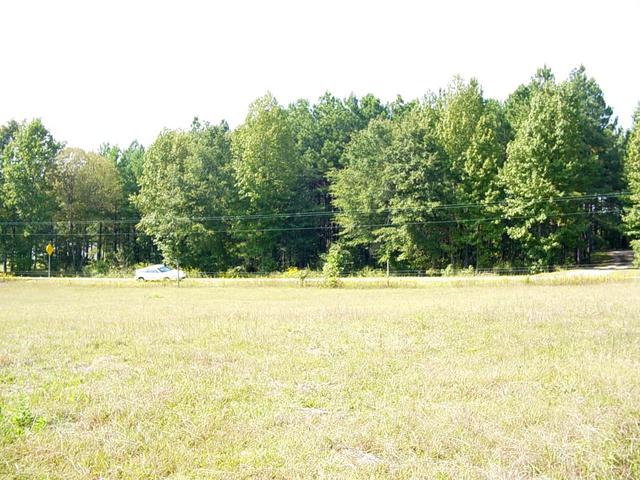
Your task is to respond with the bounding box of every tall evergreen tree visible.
[99,141,150,265]
[500,77,598,268]
[332,103,452,271]
[623,106,640,264]
[435,78,509,267]
[54,148,123,270]
[0,121,21,272]
[0,71,631,276]
[564,66,626,252]
[135,120,235,271]
[1,119,63,271]
[231,94,313,270]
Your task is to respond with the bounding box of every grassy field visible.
[0,278,639,479]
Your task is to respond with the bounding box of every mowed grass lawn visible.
[0,279,639,479]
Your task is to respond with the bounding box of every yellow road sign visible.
[45,243,54,256]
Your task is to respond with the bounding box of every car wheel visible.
[137,277,145,282]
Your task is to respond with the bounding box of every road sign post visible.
[45,243,54,278]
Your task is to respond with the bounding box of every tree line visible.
[1,66,639,275]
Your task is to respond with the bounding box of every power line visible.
[0,191,628,227]
[0,209,619,237]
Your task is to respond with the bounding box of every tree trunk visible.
[10,225,16,273]
[71,222,77,273]
[97,222,103,261]
[2,226,6,273]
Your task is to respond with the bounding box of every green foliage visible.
[281,266,301,278]
[231,94,313,270]
[332,79,509,271]
[630,240,640,267]
[135,120,234,270]
[232,95,302,205]
[1,120,63,271]
[83,259,110,276]
[97,141,150,265]
[435,79,509,268]
[358,266,386,277]
[1,398,47,443]
[221,266,246,278]
[281,266,310,286]
[624,106,640,242]
[56,149,123,219]
[501,68,621,267]
[0,70,631,276]
[321,243,353,286]
[500,80,582,265]
[99,140,145,200]
[1,120,62,222]
[439,264,475,276]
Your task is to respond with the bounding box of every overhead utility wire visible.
[0,191,629,227]
[0,209,618,237]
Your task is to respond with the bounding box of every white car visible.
[134,264,186,281]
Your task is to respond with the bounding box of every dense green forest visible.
[1,66,639,276]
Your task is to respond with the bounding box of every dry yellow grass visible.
[0,278,639,478]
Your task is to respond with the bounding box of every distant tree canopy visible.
[624,106,640,264]
[0,66,638,275]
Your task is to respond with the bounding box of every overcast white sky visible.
[1,0,638,150]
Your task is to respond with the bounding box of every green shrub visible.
[221,266,246,278]
[282,266,300,278]
[359,266,385,277]
[528,262,548,274]
[183,268,203,278]
[258,257,278,274]
[491,261,515,275]
[441,264,476,277]
[461,266,475,276]
[83,260,110,277]
[1,399,47,439]
[441,264,456,277]
[321,243,353,287]
[631,240,640,268]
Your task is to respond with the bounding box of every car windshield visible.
[158,266,171,272]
